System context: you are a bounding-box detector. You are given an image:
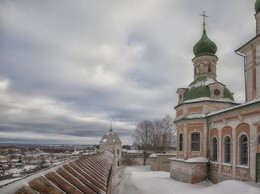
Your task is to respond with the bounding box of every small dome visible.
[255,0,260,13]
[193,30,217,58]
[100,130,122,144]
[183,77,234,102]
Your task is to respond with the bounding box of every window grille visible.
[240,135,248,166]
[224,136,231,163]
[212,137,217,161]
[191,133,200,152]
[179,134,183,152]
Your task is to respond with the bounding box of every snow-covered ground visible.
[0,178,22,186]
[111,166,260,194]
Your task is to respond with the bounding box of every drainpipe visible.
[235,51,248,102]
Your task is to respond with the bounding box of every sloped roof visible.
[183,77,234,102]
[0,151,114,194]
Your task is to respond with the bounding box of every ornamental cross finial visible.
[200,11,208,31]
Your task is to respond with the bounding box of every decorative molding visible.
[238,114,244,123]
[222,118,228,125]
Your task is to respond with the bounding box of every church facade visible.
[170,1,260,184]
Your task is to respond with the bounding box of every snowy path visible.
[111,166,260,194]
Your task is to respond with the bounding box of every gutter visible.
[235,51,248,102]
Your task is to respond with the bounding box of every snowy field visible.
[111,166,260,194]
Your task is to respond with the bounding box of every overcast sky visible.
[0,0,256,145]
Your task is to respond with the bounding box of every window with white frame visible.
[191,132,200,152]
[212,137,217,162]
[224,136,231,164]
[240,135,248,166]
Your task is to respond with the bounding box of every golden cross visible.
[200,11,208,31]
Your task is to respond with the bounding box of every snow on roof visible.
[0,151,114,194]
[149,153,157,158]
[182,97,236,104]
[169,157,208,163]
[176,99,260,121]
[208,99,260,117]
[127,150,143,154]
[187,77,216,89]
[175,113,207,122]
[100,130,122,144]
[156,153,177,156]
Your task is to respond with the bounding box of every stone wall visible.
[150,154,176,172]
[170,159,208,184]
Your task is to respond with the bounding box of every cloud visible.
[0,0,256,144]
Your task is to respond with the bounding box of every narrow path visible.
[110,166,260,194]
[111,166,141,194]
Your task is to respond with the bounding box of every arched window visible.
[191,132,200,152]
[240,135,248,166]
[258,135,260,144]
[212,137,217,162]
[179,134,183,152]
[117,149,120,156]
[208,64,211,72]
[224,136,231,163]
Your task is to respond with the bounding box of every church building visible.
[99,123,122,166]
[170,1,260,184]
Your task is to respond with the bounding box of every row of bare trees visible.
[133,115,176,165]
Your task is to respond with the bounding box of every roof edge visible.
[174,99,240,109]
[235,34,260,53]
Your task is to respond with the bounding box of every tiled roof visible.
[0,151,114,194]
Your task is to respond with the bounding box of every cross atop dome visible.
[200,11,208,31]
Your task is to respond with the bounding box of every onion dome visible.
[193,30,217,58]
[255,0,260,13]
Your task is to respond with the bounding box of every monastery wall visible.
[208,102,260,183]
[170,159,208,184]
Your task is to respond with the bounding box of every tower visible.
[235,0,260,102]
[174,12,238,160]
[99,122,122,166]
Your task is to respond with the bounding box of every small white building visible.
[99,125,122,166]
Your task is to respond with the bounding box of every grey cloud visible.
[0,0,254,144]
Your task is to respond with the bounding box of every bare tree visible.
[152,119,163,153]
[151,115,176,153]
[161,115,176,152]
[133,120,154,165]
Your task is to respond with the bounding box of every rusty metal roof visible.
[0,151,114,194]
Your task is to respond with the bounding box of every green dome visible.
[255,0,260,13]
[193,30,217,58]
[183,77,234,102]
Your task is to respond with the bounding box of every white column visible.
[232,125,236,177]
[218,127,222,173]
[184,124,188,159]
[204,122,207,158]
[250,124,257,181]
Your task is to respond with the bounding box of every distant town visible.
[0,143,99,185]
